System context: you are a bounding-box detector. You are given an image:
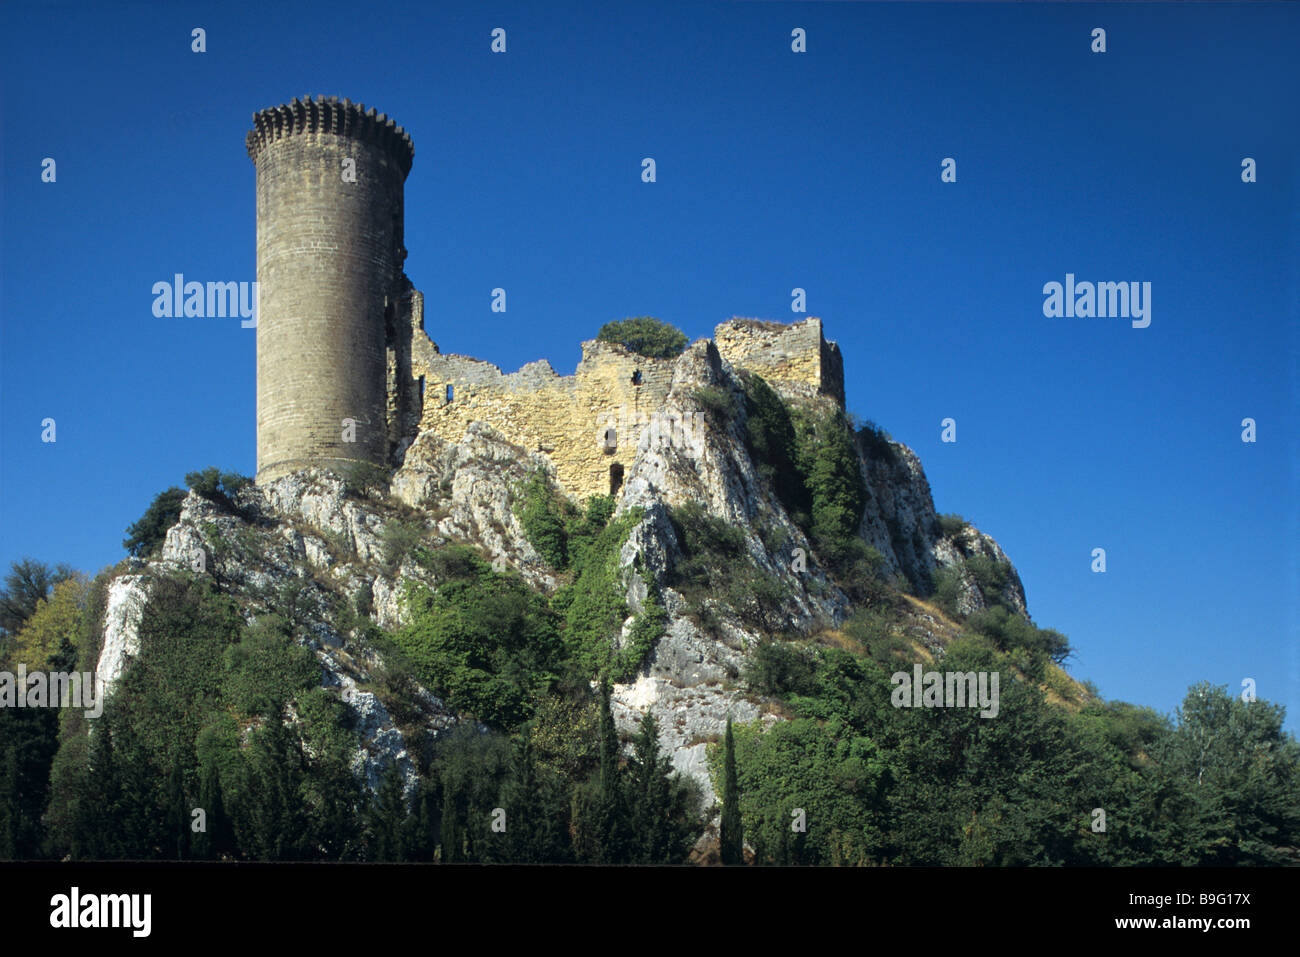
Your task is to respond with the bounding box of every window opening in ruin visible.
[603,427,617,452]
[631,369,642,386]
[609,462,624,497]
[446,384,454,403]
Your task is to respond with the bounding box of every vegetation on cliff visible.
[595,316,688,359]
[2,374,1297,867]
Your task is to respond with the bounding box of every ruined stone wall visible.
[406,335,686,501]
[713,317,844,406]
[390,315,844,502]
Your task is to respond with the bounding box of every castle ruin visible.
[247,97,845,499]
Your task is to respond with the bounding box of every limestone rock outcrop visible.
[93,320,1028,824]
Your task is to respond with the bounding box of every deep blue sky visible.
[2,1,1296,728]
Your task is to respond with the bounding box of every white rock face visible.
[599,343,1029,805]
[94,575,151,704]
[95,477,461,798]
[90,333,1030,830]
[393,422,557,591]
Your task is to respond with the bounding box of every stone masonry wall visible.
[393,316,842,502]
[713,317,844,406]
[250,97,414,484]
[407,333,688,501]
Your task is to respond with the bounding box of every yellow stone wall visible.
[714,317,844,406]
[410,338,684,501]
[404,317,842,501]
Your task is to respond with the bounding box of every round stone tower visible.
[246,95,414,483]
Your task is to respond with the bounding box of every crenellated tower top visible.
[246,95,414,179]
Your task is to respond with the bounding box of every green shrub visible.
[581,495,616,532]
[964,606,1072,672]
[790,407,866,567]
[743,375,810,523]
[341,461,390,499]
[666,502,789,633]
[395,556,563,729]
[185,468,252,512]
[381,518,425,573]
[528,695,600,779]
[114,574,242,775]
[931,562,966,618]
[415,543,482,581]
[963,554,1013,610]
[856,420,898,464]
[744,638,818,697]
[692,385,737,423]
[202,522,232,566]
[516,470,570,567]
[221,616,321,718]
[931,556,1017,619]
[123,487,187,558]
[830,540,894,609]
[740,379,875,592]
[515,471,616,573]
[617,581,667,682]
[936,513,968,538]
[595,317,688,359]
[559,510,646,680]
[1037,628,1072,665]
[842,608,909,663]
[706,718,887,866]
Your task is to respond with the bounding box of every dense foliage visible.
[34,572,365,861]
[123,487,187,558]
[667,501,787,634]
[394,547,563,728]
[0,558,76,640]
[742,375,882,599]
[595,316,688,359]
[936,513,968,537]
[515,470,660,682]
[717,632,1300,866]
[5,382,1297,869]
[184,467,252,513]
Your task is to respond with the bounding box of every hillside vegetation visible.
[2,352,1296,866]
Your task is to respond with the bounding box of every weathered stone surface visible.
[714,316,844,407]
[94,576,151,706]
[611,674,776,809]
[98,474,457,798]
[249,96,413,483]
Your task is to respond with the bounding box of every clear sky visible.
[2,1,1296,728]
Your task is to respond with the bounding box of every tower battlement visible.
[246,96,414,176]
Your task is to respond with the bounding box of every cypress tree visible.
[74,722,118,859]
[165,754,190,860]
[776,818,792,866]
[592,679,630,862]
[242,716,309,860]
[626,712,694,864]
[598,680,619,801]
[0,708,59,860]
[503,735,544,862]
[0,745,18,860]
[413,780,439,862]
[195,758,233,860]
[720,718,744,865]
[440,772,462,863]
[368,762,411,862]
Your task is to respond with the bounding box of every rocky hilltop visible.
[94,323,1036,832]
